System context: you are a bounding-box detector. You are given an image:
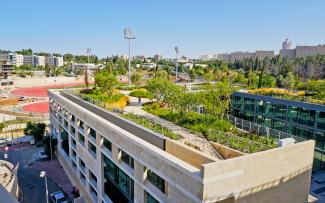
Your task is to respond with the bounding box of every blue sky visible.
[1,0,325,58]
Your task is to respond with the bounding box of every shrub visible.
[130,89,153,99]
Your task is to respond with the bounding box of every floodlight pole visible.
[128,38,131,86]
[175,46,180,83]
[124,27,135,86]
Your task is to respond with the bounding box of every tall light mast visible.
[174,46,180,83]
[124,27,135,86]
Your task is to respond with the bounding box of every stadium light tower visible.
[174,46,180,83]
[124,27,135,86]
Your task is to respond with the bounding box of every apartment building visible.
[0,60,14,85]
[231,91,325,171]
[49,89,314,203]
[0,53,24,67]
[33,55,45,67]
[23,55,34,66]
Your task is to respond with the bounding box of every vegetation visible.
[122,113,179,140]
[24,122,46,142]
[94,70,118,97]
[143,103,276,153]
[129,89,153,99]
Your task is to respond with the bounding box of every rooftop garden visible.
[143,77,277,153]
[247,80,325,104]
[74,66,278,153]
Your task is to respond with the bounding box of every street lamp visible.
[124,27,135,86]
[40,171,49,203]
[174,46,180,83]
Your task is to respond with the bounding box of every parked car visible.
[37,151,48,160]
[50,191,68,203]
[19,96,28,101]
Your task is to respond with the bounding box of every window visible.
[89,170,97,186]
[102,137,112,151]
[64,120,68,128]
[79,159,86,172]
[78,120,84,130]
[121,150,134,169]
[88,142,97,158]
[103,154,134,201]
[70,125,76,136]
[80,170,86,183]
[89,185,97,200]
[147,170,165,193]
[71,114,75,122]
[78,133,85,145]
[146,192,159,203]
[71,149,77,160]
[72,138,76,148]
[72,159,77,170]
[317,111,325,130]
[89,127,96,140]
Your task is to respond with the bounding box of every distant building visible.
[53,56,64,67]
[295,45,325,58]
[183,63,193,69]
[45,56,64,67]
[142,62,156,69]
[23,55,34,66]
[0,60,14,85]
[154,53,163,61]
[72,63,99,75]
[280,38,325,59]
[133,55,146,61]
[282,38,292,50]
[229,51,255,62]
[255,50,275,59]
[0,53,24,67]
[33,55,45,67]
[218,53,231,61]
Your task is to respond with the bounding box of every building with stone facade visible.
[49,89,314,203]
[279,38,325,59]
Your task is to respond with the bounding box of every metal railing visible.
[225,114,307,143]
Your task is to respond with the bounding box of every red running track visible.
[11,82,87,97]
[22,102,49,113]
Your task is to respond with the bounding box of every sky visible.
[1,0,325,58]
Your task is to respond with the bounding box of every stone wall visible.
[201,141,314,203]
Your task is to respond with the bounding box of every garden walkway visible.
[124,96,223,160]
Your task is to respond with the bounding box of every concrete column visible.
[111,144,120,163]
[134,160,145,203]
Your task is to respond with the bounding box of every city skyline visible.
[1,0,325,58]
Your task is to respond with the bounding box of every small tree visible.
[95,71,118,97]
[24,122,46,142]
[131,72,143,85]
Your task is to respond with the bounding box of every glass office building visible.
[231,91,325,171]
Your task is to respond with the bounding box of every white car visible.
[50,191,68,203]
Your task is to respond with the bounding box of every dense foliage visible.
[24,122,46,141]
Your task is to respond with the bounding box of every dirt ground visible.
[0,97,34,106]
[0,98,19,106]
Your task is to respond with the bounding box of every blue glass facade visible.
[231,92,325,171]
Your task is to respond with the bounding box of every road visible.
[0,144,67,203]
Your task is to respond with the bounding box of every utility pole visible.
[124,27,135,86]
